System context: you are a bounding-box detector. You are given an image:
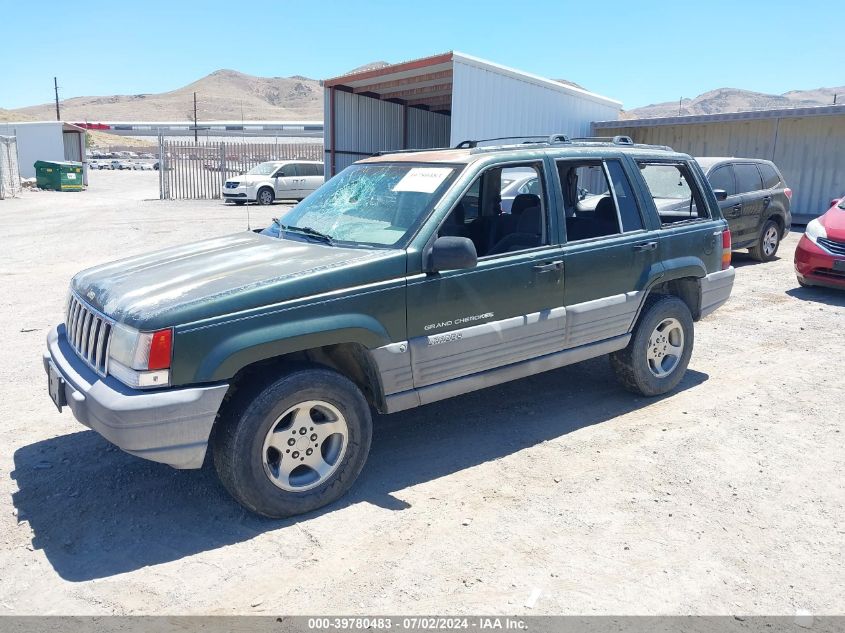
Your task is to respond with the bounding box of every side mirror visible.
[713,189,728,201]
[429,236,477,272]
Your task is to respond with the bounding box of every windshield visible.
[271,163,459,247]
[247,162,282,176]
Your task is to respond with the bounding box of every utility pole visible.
[678,97,683,116]
[54,77,60,121]
[193,92,198,143]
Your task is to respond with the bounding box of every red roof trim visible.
[323,52,453,87]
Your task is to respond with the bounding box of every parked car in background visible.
[110,160,132,170]
[695,157,792,261]
[795,196,845,289]
[222,160,325,205]
[133,162,155,171]
[499,168,539,213]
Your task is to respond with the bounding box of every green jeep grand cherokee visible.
[44,136,735,518]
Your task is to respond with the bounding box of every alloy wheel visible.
[262,400,349,492]
[646,317,684,378]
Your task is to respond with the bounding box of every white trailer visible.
[0,121,87,184]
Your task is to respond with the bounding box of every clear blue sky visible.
[1,0,842,111]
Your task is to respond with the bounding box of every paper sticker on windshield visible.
[392,167,453,193]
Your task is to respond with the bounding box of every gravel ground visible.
[0,171,842,615]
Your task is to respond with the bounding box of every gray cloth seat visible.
[488,206,542,255]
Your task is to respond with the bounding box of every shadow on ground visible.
[785,285,845,307]
[12,357,707,582]
[729,251,778,268]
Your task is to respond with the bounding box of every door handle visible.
[533,260,564,272]
[732,204,742,216]
[632,241,658,251]
[762,196,771,207]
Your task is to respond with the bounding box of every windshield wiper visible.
[273,220,334,245]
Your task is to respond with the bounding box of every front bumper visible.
[44,325,229,469]
[222,184,254,200]
[795,235,845,289]
[699,267,735,318]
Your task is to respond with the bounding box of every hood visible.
[820,203,845,240]
[71,231,404,330]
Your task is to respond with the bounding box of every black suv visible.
[695,157,792,261]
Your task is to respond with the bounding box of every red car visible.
[795,197,845,289]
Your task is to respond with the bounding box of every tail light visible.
[784,188,793,200]
[721,228,732,270]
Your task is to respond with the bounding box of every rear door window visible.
[708,165,736,196]
[757,163,781,189]
[637,162,710,225]
[734,163,763,194]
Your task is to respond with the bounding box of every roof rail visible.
[374,133,672,157]
[570,135,634,145]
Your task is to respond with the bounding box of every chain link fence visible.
[159,139,323,200]
[0,135,21,200]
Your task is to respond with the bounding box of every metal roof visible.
[323,51,621,113]
[595,104,845,129]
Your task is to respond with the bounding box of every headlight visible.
[805,218,827,245]
[108,323,173,389]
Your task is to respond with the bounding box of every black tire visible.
[610,295,694,397]
[749,219,780,262]
[212,367,372,518]
[256,187,274,206]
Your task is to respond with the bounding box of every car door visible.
[558,157,664,348]
[273,163,298,199]
[733,163,765,246]
[707,164,743,239]
[405,158,566,391]
[637,158,724,287]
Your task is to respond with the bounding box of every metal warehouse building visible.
[593,105,845,222]
[323,51,621,176]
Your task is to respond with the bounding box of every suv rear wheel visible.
[212,367,372,518]
[610,295,694,396]
[749,219,780,262]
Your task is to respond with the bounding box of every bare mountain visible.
[9,70,323,122]
[626,86,845,119]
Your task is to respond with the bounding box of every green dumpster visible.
[34,160,83,191]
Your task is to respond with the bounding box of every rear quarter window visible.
[757,163,782,189]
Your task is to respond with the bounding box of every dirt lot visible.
[0,170,842,615]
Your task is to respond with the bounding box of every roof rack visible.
[374,133,672,157]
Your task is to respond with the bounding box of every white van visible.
[222,160,325,205]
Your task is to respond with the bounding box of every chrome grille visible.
[817,237,845,256]
[65,294,113,376]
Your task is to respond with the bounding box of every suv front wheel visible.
[212,367,373,518]
[610,295,694,397]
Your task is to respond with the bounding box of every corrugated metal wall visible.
[324,90,450,175]
[449,58,620,146]
[595,115,845,219]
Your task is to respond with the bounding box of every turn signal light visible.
[721,229,732,270]
[147,329,173,370]
[784,188,793,200]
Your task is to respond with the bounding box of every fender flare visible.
[191,314,393,383]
